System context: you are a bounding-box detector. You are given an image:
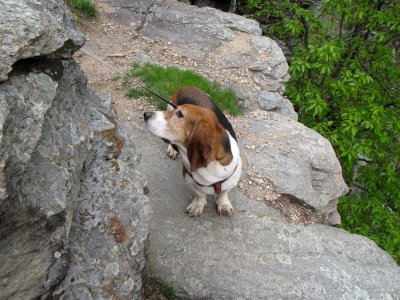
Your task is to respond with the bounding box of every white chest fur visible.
[176,131,242,193]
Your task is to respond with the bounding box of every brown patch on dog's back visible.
[171,86,215,108]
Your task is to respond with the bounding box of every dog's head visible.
[144,104,232,171]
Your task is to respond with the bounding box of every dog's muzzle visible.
[144,111,153,121]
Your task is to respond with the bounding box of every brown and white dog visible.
[144,87,242,217]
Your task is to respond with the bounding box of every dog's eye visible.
[176,110,184,118]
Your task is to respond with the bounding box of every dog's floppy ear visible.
[187,121,215,172]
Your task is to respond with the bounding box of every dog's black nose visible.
[143,112,152,121]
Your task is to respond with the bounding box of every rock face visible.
[0,1,149,299]
[105,0,289,99]
[59,124,150,299]
[0,0,84,81]
[240,111,348,224]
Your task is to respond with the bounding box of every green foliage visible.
[64,0,97,18]
[126,63,240,115]
[75,0,97,17]
[242,0,400,264]
[338,194,400,263]
[159,283,183,300]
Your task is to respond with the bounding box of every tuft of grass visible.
[64,0,98,18]
[127,88,148,98]
[125,63,241,116]
[159,283,183,300]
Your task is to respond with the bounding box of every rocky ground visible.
[74,0,322,224]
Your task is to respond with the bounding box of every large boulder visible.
[128,112,400,299]
[59,123,150,299]
[239,111,349,224]
[104,0,289,100]
[0,1,149,299]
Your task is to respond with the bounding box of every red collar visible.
[184,163,239,194]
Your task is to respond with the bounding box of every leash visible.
[80,48,178,108]
[184,163,239,194]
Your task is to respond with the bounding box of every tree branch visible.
[300,16,309,47]
[338,13,344,39]
[351,184,370,194]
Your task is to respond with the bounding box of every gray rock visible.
[129,112,400,299]
[0,60,92,300]
[233,87,298,120]
[0,101,10,202]
[105,0,289,98]
[0,1,149,299]
[213,34,290,93]
[248,37,290,81]
[60,124,150,300]
[0,211,69,299]
[218,35,289,82]
[257,90,298,120]
[147,206,400,299]
[2,1,396,299]
[97,2,399,298]
[0,72,57,183]
[0,0,84,81]
[0,60,149,300]
[108,0,261,47]
[241,111,348,224]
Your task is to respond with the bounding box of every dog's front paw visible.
[166,144,179,159]
[217,203,234,216]
[186,200,206,217]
